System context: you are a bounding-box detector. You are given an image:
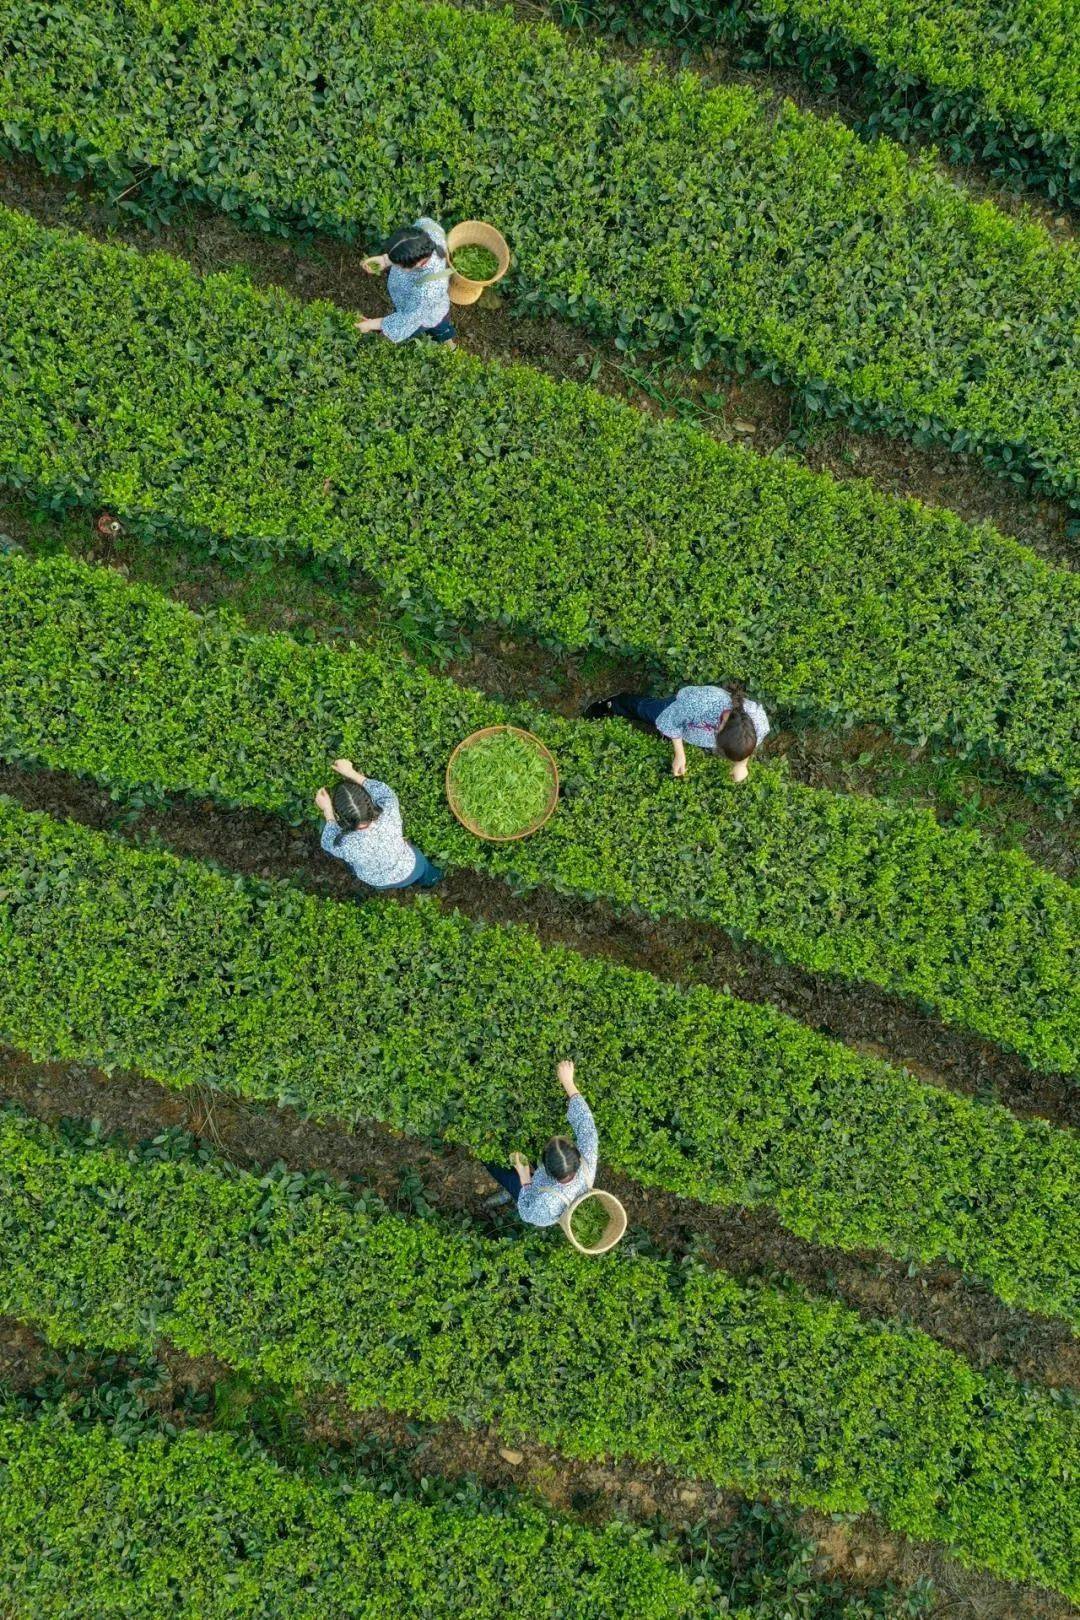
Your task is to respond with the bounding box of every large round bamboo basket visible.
[446,726,559,842]
[559,1189,627,1256]
[447,220,511,306]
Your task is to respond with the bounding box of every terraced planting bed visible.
[2,0,1079,511]
[558,0,1080,211]
[4,209,1077,791]
[0,2,1076,1615]
[1,1105,1076,1601]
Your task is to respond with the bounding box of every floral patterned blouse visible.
[656,685,770,751]
[319,779,419,888]
[517,1095,599,1228]
[382,216,452,342]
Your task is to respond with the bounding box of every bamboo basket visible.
[559,1189,627,1256]
[447,220,511,306]
[446,725,559,842]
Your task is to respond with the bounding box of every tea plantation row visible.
[3,209,1074,789]
[3,551,1075,1072]
[2,0,1079,504]
[2,797,1075,1323]
[1,1105,1076,1600]
[559,0,1080,208]
[0,1411,691,1618]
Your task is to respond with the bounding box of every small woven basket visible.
[446,725,558,843]
[447,220,511,306]
[559,1190,628,1256]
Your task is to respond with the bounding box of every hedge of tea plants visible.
[2,209,1075,789]
[557,0,1080,209]
[1,2,1079,505]
[2,551,1076,1073]
[1,798,1076,1323]
[1,1105,1076,1600]
[0,1409,694,1618]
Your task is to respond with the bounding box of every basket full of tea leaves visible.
[561,1190,627,1256]
[446,220,510,304]
[446,726,559,842]
[452,244,500,282]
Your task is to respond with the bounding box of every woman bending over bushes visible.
[585,683,770,782]
[484,1061,599,1227]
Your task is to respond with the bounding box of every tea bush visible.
[1,551,1076,1072]
[0,1411,692,1618]
[0,1,1078,504]
[0,797,1076,1323]
[0,1106,1076,1600]
[557,0,1080,209]
[1,208,1076,791]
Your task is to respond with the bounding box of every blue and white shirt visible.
[319,779,419,888]
[656,685,770,752]
[383,216,452,343]
[517,1095,599,1228]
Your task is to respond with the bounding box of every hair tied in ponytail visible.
[715,682,756,762]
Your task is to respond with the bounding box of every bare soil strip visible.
[3,993,1076,1394]
[1,761,1071,1129]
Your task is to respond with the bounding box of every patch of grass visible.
[447,727,556,839]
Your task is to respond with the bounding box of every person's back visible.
[483,1061,598,1228]
[357,216,455,345]
[315,759,442,891]
[585,681,770,783]
[516,1091,598,1227]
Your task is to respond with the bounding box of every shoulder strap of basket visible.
[416,244,452,285]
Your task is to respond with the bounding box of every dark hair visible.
[332,780,380,837]
[714,683,757,763]
[543,1136,581,1182]
[383,226,439,268]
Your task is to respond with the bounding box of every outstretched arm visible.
[557,1061,598,1182]
[333,758,366,785]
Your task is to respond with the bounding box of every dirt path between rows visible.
[7,499,1073,876]
[3,1006,1076,1394]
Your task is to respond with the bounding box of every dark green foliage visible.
[0,2,1078,504]
[556,0,1080,210]
[0,1409,692,1617]
[5,1359,927,1619]
[0,796,1076,1323]
[2,550,1076,1072]
[1,208,1077,792]
[0,1106,1076,1600]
